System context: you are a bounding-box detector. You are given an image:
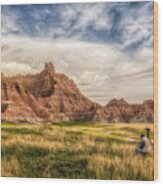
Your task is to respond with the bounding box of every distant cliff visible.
[1,62,154,124]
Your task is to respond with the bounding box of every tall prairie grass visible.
[1,123,154,180]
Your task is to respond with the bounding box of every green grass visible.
[1,122,154,180]
[1,127,42,135]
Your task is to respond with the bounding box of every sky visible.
[1,1,154,105]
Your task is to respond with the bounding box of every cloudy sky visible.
[1,1,154,105]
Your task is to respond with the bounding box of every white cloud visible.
[1,36,153,105]
[2,62,37,76]
[1,2,154,105]
[1,7,20,35]
[118,2,153,50]
[62,3,112,34]
[1,2,153,52]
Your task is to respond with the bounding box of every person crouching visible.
[136,134,152,154]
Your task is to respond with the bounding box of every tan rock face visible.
[1,62,95,123]
[105,98,154,123]
[1,63,154,123]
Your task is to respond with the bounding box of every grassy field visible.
[1,122,154,180]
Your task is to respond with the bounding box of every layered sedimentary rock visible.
[1,62,154,123]
[1,62,95,123]
[105,98,154,123]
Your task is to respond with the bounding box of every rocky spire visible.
[43,62,55,76]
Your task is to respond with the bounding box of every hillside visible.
[1,62,154,123]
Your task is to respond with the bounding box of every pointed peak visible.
[43,62,55,75]
[44,62,55,70]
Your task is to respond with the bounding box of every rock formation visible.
[1,62,154,124]
[105,98,154,123]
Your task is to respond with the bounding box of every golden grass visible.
[1,123,154,180]
[2,157,20,177]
